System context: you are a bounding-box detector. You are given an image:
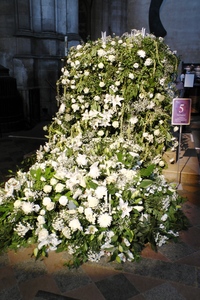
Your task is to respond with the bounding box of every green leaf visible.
[139,179,153,188]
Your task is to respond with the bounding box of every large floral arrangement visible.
[0,30,188,267]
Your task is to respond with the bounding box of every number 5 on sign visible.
[172,98,191,125]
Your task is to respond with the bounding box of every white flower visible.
[46,202,55,211]
[118,199,132,218]
[69,218,83,232]
[89,162,100,179]
[14,200,22,209]
[38,228,49,242]
[43,185,52,194]
[173,126,179,132]
[154,129,160,136]
[50,177,58,186]
[84,87,89,94]
[133,205,144,212]
[128,73,134,79]
[97,130,104,137]
[43,197,51,206]
[112,121,119,128]
[59,195,68,206]
[137,50,146,58]
[161,214,168,221]
[129,116,138,124]
[159,161,165,167]
[59,103,66,114]
[71,103,79,112]
[21,201,34,214]
[85,225,98,235]
[84,70,89,76]
[144,58,153,66]
[97,49,106,57]
[76,154,88,166]
[37,215,45,225]
[99,81,105,87]
[98,213,112,228]
[108,55,115,62]
[62,227,71,239]
[98,62,104,69]
[88,195,99,208]
[94,185,107,199]
[133,63,139,68]
[55,183,65,193]
[84,207,96,223]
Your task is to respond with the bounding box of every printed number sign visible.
[172,98,191,125]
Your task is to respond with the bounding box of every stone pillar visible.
[67,0,78,33]
[66,0,81,49]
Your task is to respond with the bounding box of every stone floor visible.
[0,116,200,300]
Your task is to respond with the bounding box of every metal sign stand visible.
[176,125,182,188]
[171,98,192,189]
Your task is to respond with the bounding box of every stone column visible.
[66,0,81,49]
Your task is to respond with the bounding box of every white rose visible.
[59,195,68,206]
[55,183,65,193]
[43,197,51,206]
[43,185,52,194]
[46,202,55,211]
[21,201,34,214]
[50,178,58,186]
[14,200,22,209]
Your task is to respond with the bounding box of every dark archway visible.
[149,0,167,37]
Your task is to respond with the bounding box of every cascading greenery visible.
[0,30,188,267]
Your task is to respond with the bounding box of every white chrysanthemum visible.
[133,62,139,68]
[98,213,112,228]
[108,55,115,62]
[76,153,88,166]
[21,201,34,214]
[99,81,105,87]
[94,185,107,199]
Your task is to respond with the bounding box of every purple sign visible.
[172,98,191,125]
